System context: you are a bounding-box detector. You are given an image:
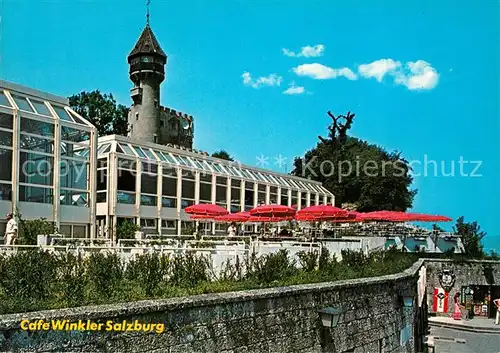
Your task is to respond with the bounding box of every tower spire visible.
[146,0,151,26]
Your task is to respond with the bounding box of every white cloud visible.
[358,59,401,82]
[393,60,439,90]
[282,44,325,57]
[283,83,306,95]
[357,59,439,90]
[241,71,283,89]
[293,63,358,80]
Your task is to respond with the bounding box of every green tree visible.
[453,216,485,258]
[291,111,416,211]
[68,91,129,136]
[211,150,234,161]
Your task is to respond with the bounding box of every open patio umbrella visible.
[248,215,295,222]
[249,204,296,217]
[296,205,349,220]
[185,203,229,217]
[214,212,251,222]
[404,213,452,222]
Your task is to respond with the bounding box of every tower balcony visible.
[129,62,165,83]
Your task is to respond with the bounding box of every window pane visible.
[97,169,107,191]
[12,95,34,112]
[117,158,136,170]
[21,117,54,137]
[181,169,195,180]
[141,173,157,194]
[62,126,90,142]
[52,105,74,122]
[19,185,53,203]
[61,142,89,159]
[143,148,156,160]
[140,195,157,206]
[68,110,88,125]
[280,191,289,206]
[200,174,212,183]
[216,185,226,205]
[0,92,11,108]
[0,113,13,130]
[60,159,88,190]
[162,176,177,196]
[200,183,211,201]
[162,197,176,208]
[117,169,136,192]
[162,167,176,177]
[19,152,54,186]
[98,144,111,154]
[182,180,195,198]
[117,192,135,204]
[119,143,135,156]
[133,146,146,158]
[245,182,254,190]
[0,149,12,181]
[96,192,107,202]
[216,176,227,185]
[0,130,12,147]
[60,190,89,207]
[0,183,12,201]
[244,188,254,210]
[31,100,51,116]
[181,199,194,209]
[231,188,240,209]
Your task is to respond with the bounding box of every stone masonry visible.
[0,260,423,353]
[424,259,500,316]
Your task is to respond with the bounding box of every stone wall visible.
[0,260,423,353]
[424,259,500,316]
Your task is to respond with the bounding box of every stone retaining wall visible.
[0,260,424,353]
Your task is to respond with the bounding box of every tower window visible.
[160,120,164,127]
[135,112,139,121]
[153,135,158,144]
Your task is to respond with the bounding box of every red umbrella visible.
[185,203,229,217]
[248,215,294,222]
[359,211,406,222]
[296,205,348,220]
[189,214,217,220]
[405,213,452,222]
[214,212,251,222]
[249,204,296,217]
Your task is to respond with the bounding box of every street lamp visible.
[400,295,415,308]
[317,307,343,328]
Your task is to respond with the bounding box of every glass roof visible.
[97,137,332,195]
[0,83,94,129]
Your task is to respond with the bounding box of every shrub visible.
[125,253,168,296]
[17,217,57,245]
[85,253,123,303]
[117,220,140,240]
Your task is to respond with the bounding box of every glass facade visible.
[95,135,334,238]
[0,80,97,237]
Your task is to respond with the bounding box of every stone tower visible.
[127,24,167,144]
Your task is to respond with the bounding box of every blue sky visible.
[1,1,499,250]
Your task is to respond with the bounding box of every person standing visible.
[227,222,237,237]
[3,213,18,245]
[494,298,500,325]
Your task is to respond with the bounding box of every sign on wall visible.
[432,287,449,313]
[438,269,456,293]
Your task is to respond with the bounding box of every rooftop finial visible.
[146,0,151,26]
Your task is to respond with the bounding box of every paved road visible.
[432,327,500,353]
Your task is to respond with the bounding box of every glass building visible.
[96,135,334,239]
[0,80,97,238]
